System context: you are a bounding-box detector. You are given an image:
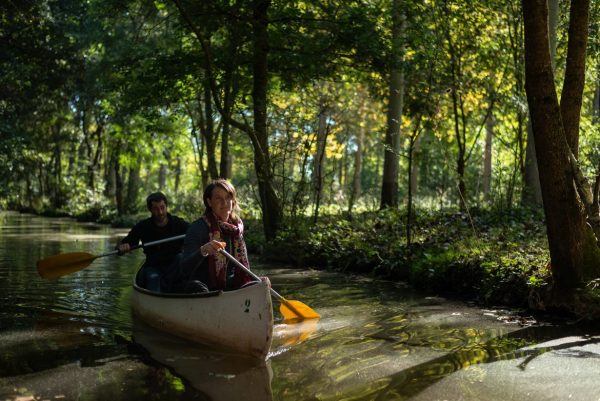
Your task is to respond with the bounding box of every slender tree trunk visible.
[114,149,125,216]
[409,134,421,198]
[593,85,600,124]
[522,120,543,206]
[348,122,365,213]
[220,119,232,179]
[203,80,219,179]
[522,0,590,288]
[25,172,33,209]
[51,125,64,209]
[291,136,312,220]
[67,140,76,179]
[125,165,141,214]
[159,164,167,190]
[443,0,467,210]
[380,0,405,209]
[483,100,494,202]
[174,157,182,195]
[406,135,415,247]
[104,151,116,199]
[313,98,328,223]
[252,0,281,240]
[559,0,588,157]
[406,114,423,247]
[219,67,236,180]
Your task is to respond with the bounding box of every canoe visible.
[131,275,274,359]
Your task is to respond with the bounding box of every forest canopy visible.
[1,1,599,258]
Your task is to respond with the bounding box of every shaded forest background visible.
[2,1,600,309]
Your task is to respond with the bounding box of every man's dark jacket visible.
[120,213,189,267]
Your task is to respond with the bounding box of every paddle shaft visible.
[125,234,187,252]
[81,234,187,259]
[38,234,188,279]
[219,249,305,317]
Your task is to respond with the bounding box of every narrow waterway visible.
[1,211,599,401]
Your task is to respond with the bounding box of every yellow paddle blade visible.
[37,252,97,279]
[279,298,321,322]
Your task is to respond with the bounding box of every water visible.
[1,211,599,401]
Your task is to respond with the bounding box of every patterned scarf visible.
[203,212,251,290]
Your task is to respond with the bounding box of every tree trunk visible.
[125,165,141,214]
[559,0,588,157]
[522,0,590,288]
[521,0,559,209]
[443,0,467,210]
[406,134,416,247]
[252,0,281,240]
[409,134,421,199]
[519,0,544,208]
[380,0,405,209]
[220,119,232,179]
[593,85,600,124]
[203,80,219,179]
[219,62,237,180]
[348,122,365,213]
[104,151,116,199]
[483,100,494,202]
[313,98,328,223]
[158,164,167,190]
[174,157,182,195]
[114,150,125,216]
[522,120,543,207]
[51,125,64,210]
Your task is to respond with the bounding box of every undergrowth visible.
[249,207,552,309]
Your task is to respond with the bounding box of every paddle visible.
[37,234,186,279]
[218,249,320,322]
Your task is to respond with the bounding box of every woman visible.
[162,179,255,293]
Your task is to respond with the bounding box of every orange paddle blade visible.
[279,298,321,322]
[37,252,97,279]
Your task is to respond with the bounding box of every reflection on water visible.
[132,319,274,401]
[2,211,600,401]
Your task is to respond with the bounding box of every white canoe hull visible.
[131,280,274,358]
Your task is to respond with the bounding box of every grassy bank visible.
[245,208,600,319]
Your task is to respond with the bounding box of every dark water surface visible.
[1,211,599,401]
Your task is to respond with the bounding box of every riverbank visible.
[10,206,600,320]
[245,208,600,321]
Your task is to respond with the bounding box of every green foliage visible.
[262,207,551,308]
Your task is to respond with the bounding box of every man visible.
[117,192,189,292]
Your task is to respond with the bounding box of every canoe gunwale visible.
[132,282,223,299]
